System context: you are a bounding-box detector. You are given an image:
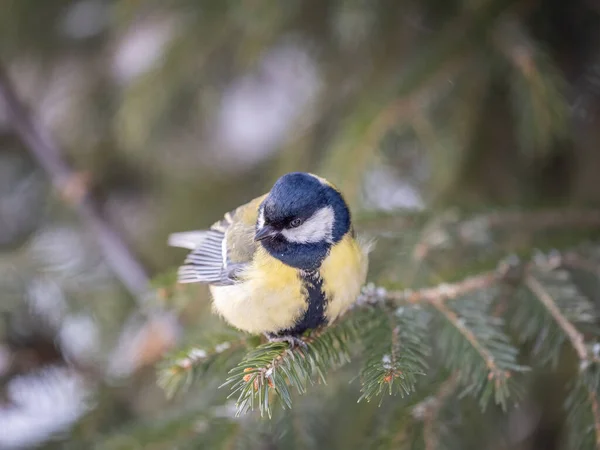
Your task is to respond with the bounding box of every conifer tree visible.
[1,1,600,449]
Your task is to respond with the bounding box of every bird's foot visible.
[265,333,308,349]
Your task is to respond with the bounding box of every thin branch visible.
[158,336,248,398]
[0,63,151,303]
[586,384,600,448]
[415,209,600,262]
[360,270,502,306]
[524,275,590,362]
[169,338,248,374]
[561,252,600,279]
[338,59,463,204]
[252,329,326,379]
[417,373,459,450]
[525,273,600,443]
[389,324,400,378]
[432,299,500,374]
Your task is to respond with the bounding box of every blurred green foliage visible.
[2,0,600,449]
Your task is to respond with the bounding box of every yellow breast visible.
[211,233,370,335]
[321,233,370,323]
[210,247,307,334]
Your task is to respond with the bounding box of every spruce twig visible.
[158,334,249,398]
[586,386,600,448]
[525,275,595,363]
[525,271,600,446]
[561,252,600,279]
[432,299,500,375]
[223,321,357,417]
[413,209,600,261]
[362,261,525,409]
[359,270,502,307]
[524,268,600,448]
[358,306,430,403]
[416,373,459,450]
[0,63,151,303]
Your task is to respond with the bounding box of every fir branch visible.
[0,63,151,302]
[494,16,568,156]
[525,275,596,363]
[359,270,502,306]
[413,373,459,450]
[432,299,500,375]
[158,332,249,398]
[358,306,430,404]
[413,208,600,262]
[91,406,242,450]
[566,365,600,450]
[433,291,526,410]
[586,384,600,448]
[222,320,358,417]
[520,261,600,448]
[561,252,600,279]
[509,253,598,369]
[361,260,526,409]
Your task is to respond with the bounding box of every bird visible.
[168,172,370,347]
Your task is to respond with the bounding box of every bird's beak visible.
[255,225,279,242]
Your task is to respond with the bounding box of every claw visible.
[265,334,307,349]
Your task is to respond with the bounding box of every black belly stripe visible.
[275,271,327,337]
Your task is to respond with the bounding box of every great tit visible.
[168,172,370,346]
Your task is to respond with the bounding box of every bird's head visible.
[255,172,351,270]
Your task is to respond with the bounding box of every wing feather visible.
[168,193,268,286]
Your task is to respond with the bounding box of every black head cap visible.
[257,172,351,269]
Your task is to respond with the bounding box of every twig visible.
[339,59,462,204]
[414,209,600,262]
[524,275,590,362]
[432,298,500,374]
[360,270,506,379]
[364,270,502,306]
[586,384,600,448]
[561,252,600,279]
[170,338,247,373]
[0,63,151,303]
[419,373,459,450]
[525,273,600,444]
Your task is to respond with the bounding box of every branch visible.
[223,322,357,417]
[433,299,500,374]
[0,63,150,302]
[359,270,502,306]
[525,273,600,445]
[358,305,430,403]
[586,385,600,448]
[158,335,248,398]
[413,373,459,450]
[414,209,600,262]
[561,252,600,279]
[361,261,525,409]
[524,275,591,362]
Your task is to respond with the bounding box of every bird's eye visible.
[290,218,303,228]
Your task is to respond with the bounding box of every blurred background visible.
[1,0,600,449]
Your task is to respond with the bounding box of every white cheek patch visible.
[257,206,265,229]
[281,206,335,244]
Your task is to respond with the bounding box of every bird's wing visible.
[169,194,267,285]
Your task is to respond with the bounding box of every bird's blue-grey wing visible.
[169,194,267,286]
